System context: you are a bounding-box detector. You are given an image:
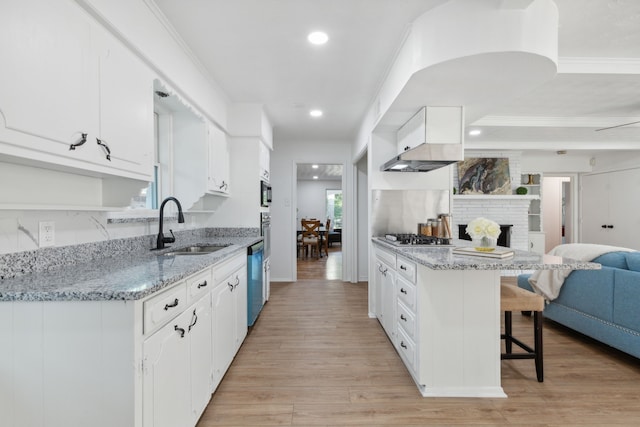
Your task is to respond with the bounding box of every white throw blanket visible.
[528,243,635,301]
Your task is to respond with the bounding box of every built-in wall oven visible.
[260,212,271,302]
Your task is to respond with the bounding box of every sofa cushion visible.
[552,268,615,322]
[623,252,640,272]
[592,252,629,270]
[613,269,640,331]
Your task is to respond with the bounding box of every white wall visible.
[270,139,354,282]
[296,180,341,223]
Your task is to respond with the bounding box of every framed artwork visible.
[457,158,511,195]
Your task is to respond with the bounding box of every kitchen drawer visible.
[397,300,416,340]
[397,256,416,283]
[187,268,212,304]
[397,276,416,311]
[213,252,246,283]
[396,327,416,372]
[376,246,396,269]
[144,282,187,335]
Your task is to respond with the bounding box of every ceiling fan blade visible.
[595,120,640,132]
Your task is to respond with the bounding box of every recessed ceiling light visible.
[312,164,319,169]
[307,31,329,45]
[313,176,319,180]
[468,129,482,136]
[310,109,323,118]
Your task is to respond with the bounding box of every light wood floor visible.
[296,245,342,280]
[197,278,640,426]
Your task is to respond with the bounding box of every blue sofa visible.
[518,251,640,359]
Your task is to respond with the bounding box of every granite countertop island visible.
[0,236,262,302]
[372,237,601,271]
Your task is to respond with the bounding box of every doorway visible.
[296,163,343,280]
[542,175,576,252]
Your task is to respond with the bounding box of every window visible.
[325,189,342,229]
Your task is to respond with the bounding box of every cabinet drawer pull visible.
[400,265,407,270]
[96,138,111,161]
[188,309,198,332]
[400,314,407,321]
[400,288,407,294]
[174,325,185,338]
[228,282,234,291]
[69,132,87,151]
[607,225,614,229]
[400,341,407,349]
[164,298,179,310]
[197,280,208,289]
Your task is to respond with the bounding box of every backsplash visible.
[0,225,259,280]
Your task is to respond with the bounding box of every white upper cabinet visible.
[396,106,463,153]
[0,0,154,181]
[0,0,98,157]
[207,124,230,194]
[94,24,154,180]
[259,141,271,182]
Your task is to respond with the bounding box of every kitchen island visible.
[371,238,599,398]
[0,235,261,427]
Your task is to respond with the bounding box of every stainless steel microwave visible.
[260,180,272,207]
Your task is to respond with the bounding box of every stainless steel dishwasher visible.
[247,240,265,326]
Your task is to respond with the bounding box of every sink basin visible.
[162,245,229,256]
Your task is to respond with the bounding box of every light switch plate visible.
[39,221,55,247]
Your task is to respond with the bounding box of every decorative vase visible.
[473,236,497,252]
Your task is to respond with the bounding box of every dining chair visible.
[301,219,321,259]
[324,219,331,256]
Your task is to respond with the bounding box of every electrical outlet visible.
[39,221,55,247]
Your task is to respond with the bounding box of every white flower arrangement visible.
[466,217,501,240]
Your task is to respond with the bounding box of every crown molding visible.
[471,116,640,128]
[558,57,640,74]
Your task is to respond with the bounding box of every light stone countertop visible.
[0,236,261,302]
[372,238,602,271]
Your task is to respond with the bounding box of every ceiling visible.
[154,0,640,153]
[297,164,343,181]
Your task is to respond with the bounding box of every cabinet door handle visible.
[381,268,387,276]
[164,298,179,310]
[400,341,407,349]
[197,280,208,289]
[607,225,614,229]
[228,282,234,291]
[188,309,198,332]
[233,276,240,289]
[174,325,185,338]
[400,314,407,321]
[96,138,111,161]
[400,288,407,294]
[601,224,607,228]
[400,265,407,270]
[530,241,534,249]
[69,133,87,151]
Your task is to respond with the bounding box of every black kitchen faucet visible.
[156,196,185,250]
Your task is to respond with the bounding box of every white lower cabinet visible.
[211,253,248,392]
[0,253,249,427]
[373,246,396,341]
[143,306,192,427]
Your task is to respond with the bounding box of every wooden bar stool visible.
[500,282,545,382]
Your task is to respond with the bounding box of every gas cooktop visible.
[384,233,451,246]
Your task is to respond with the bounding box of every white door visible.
[188,295,213,423]
[581,173,610,245]
[143,309,191,427]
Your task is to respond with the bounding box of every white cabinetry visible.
[521,173,542,232]
[211,253,248,391]
[0,0,153,182]
[374,246,396,341]
[528,232,546,254]
[143,270,213,427]
[396,106,463,153]
[0,253,249,427]
[207,124,230,194]
[395,256,418,373]
[259,141,271,182]
[581,169,640,250]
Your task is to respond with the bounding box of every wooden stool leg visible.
[504,311,513,354]
[534,311,544,382]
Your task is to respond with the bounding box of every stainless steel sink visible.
[162,245,229,256]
